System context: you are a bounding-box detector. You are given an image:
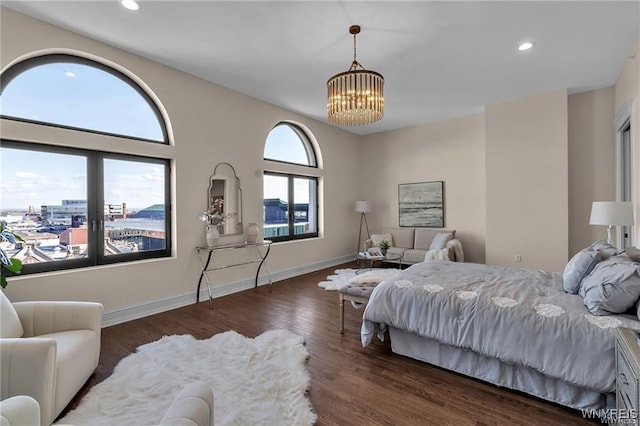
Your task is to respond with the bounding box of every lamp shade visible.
[589,201,634,226]
[355,200,371,213]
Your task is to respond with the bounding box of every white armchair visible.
[0,289,103,426]
[0,395,40,426]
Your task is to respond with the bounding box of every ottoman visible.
[339,282,379,333]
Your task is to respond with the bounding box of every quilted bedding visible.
[361,260,640,393]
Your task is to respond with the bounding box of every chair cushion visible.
[37,330,100,416]
[370,233,392,247]
[383,228,414,249]
[403,249,428,264]
[0,289,23,338]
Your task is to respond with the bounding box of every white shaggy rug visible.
[56,329,316,426]
[317,268,400,290]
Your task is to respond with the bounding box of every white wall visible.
[360,115,486,264]
[485,90,569,272]
[1,8,361,323]
[568,88,616,254]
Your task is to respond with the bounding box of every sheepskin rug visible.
[317,268,400,290]
[56,329,316,426]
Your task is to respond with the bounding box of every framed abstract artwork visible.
[398,181,444,227]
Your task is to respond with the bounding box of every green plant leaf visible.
[4,258,22,273]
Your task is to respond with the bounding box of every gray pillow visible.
[579,255,640,315]
[626,247,640,262]
[563,249,600,294]
[590,240,623,260]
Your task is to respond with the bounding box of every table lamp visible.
[589,201,634,246]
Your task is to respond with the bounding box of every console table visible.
[195,240,272,308]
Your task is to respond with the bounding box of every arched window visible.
[0,54,171,276]
[264,123,316,167]
[1,54,167,142]
[263,122,319,242]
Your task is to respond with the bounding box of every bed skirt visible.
[388,327,614,411]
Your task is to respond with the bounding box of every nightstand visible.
[615,327,640,425]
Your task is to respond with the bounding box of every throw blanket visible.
[362,261,640,392]
[424,239,464,262]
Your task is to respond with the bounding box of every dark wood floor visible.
[64,262,600,425]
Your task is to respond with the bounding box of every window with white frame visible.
[263,123,319,242]
[0,54,171,275]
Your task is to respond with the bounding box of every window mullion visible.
[88,152,101,264]
[288,175,295,236]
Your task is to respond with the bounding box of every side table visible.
[195,240,272,309]
[616,327,640,425]
[356,252,403,274]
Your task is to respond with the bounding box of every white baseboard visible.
[101,254,353,327]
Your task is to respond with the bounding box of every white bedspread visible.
[361,261,640,393]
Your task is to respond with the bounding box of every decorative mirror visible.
[207,162,243,236]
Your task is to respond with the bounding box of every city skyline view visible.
[1,147,166,211]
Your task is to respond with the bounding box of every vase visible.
[206,225,220,246]
[246,222,259,244]
[380,248,388,256]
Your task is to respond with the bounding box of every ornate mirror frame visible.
[207,162,243,236]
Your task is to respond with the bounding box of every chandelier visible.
[327,25,384,126]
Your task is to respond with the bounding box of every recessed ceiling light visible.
[121,0,139,11]
[518,42,534,51]
[64,71,75,78]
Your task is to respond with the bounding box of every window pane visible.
[293,177,317,235]
[103,158,166,255]
[0,60,165,142]
[263,174,289,238]
[264,124,314,166]
[0,147,88,264]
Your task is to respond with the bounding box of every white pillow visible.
[0,289,23,338]
[429,232,453,250]
[371,233,392,247]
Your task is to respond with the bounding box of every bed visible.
[361,257,640,411]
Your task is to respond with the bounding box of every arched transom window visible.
[1,54,167,142]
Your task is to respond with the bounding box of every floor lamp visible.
[355,200,371,256]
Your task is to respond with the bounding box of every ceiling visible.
[3,1,639,136]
